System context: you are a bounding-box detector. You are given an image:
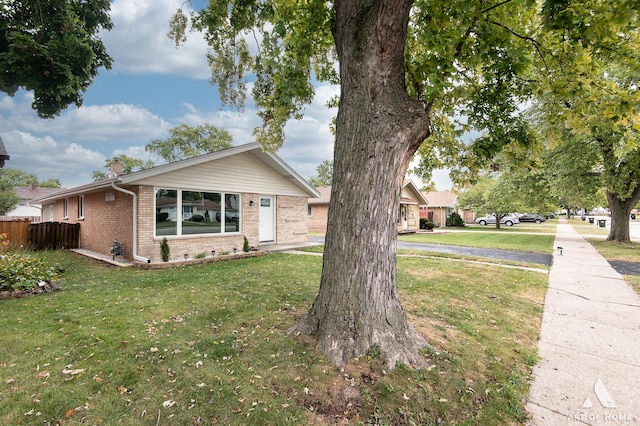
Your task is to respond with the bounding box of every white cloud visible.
[2,131,106,188]
[47,104,172,142]
[102,0,211,79]
[0,92,172,144]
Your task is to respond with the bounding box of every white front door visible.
[259,196,275,242]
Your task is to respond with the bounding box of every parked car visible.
[544,212,556,219]
[518,213,546,224]
[475,214,519,226]
[215,211,239,222]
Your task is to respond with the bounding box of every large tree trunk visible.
[287,0,431,368]
[606,189,640,243]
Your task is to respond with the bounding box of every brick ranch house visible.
[419,190,476,226]
[30,143,319,263]
[307,180,428,233]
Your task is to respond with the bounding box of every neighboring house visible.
[0,135,9,167]
[307,186,331,233]
[30,143,320,263]
[420,190,475,226]
[307,180,428,234]
[7,185,63,218]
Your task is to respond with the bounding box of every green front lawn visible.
[0,250,546,425]
[398,231,555,254]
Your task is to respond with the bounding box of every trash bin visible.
[632,214,636,220]
[598,220,606,228]
[581,216,586,221]
[588,217,594,224]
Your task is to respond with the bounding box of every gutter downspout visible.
[111,181,151,263]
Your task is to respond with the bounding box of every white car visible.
[475,214,519,226]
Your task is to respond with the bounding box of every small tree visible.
[446,211,465,227]
[160,238,170,262]
[146,124,233,163]
[243,236,251,252]
[457,174,523,229]
[92,155,155,182]
[307,160,333,188]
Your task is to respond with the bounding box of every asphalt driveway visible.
[307,235,640,276]
[306,236,554,266]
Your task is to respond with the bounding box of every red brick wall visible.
[45,188,134,258]
[307,204,328,233]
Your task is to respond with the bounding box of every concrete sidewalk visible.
[526,220,640,424]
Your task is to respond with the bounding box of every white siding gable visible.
[133,151,309,196]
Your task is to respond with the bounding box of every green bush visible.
[420,218,436,230]
[0,253,62,291]
[160,237,170,262]
[243,236,251,252]
[446,211,465,227]
[191,214,205,222]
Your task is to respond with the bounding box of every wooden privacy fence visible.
[0,218,31,249]
[28,222,80,250]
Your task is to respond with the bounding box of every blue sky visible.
[0,0,452,190]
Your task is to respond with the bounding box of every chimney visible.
[109,157,124,178]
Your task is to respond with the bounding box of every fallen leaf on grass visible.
[163,400,176,408]
[36,371,50,379]
[64,409,74,418]
[62,369,85,375]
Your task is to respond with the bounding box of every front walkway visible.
[526,220,640,424]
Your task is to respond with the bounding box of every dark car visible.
[215,211,239,222]
[518,213,546,224]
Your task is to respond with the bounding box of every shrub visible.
[243,236,251,252]
[420,218,436,230]
[157,212,169,222]
[0,253,62,291]
[446,211,465,227]
[191,214,205,222]
[160,237,170,262]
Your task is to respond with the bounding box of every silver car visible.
[475,214,519,226]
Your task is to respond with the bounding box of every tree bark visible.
[606,189,640,243]
[287,0,431,368]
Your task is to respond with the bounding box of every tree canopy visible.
[0,0,113,118]
[306,160,333,188]
[92,155,155,182]
[92,124,233,181]
[530,0,640,241]
[145,123,233,163]
[0,168,61,214]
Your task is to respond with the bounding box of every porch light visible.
[211,250,216,257]
[249,200,255,206]
[184,253,188,260]
[233,248,237,255]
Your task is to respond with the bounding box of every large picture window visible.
[155,188,240,237]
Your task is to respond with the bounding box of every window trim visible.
[77,195,84,219]
[63,198,69,219]
[154,187,242,238]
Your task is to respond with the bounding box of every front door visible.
[401,204,409,230]
[259,196,275,242]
